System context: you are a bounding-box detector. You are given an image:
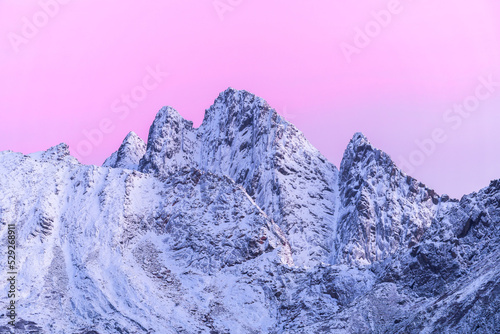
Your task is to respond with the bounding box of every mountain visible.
[102,131,146,169]
[334,132,441,266]
[139,89,339,267]
[0,88,498,333]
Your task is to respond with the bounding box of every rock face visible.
[0,88,498,333]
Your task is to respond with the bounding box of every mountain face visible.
[0,89,498,333]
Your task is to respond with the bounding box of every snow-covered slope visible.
[0,88,498,333]
[0,147,292,333]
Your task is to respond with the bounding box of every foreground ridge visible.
[0,88,498,333]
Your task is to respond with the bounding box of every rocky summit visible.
[0,88,498,333]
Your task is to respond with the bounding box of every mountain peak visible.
[155,106,188,123]
[102,131,146,169]
[336,130,443,266]
[351,132,370,145]
[46,143,71,158]
[139,105,196,174]
[219,87,254,98]
[346,132,374,153]
[136,89,339,266]
[202,88,277,129]
[340,132,379,171]
[123,131,141,143]
[221,86,239,95]
[28,143,73,162]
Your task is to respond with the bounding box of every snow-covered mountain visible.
[334,132,441,266]
[0,88,498,333]
[102,131,146,170]
[139,89,339,267]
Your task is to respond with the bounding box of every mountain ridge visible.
[0,88,498,333]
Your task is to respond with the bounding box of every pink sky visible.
[0,0,499,198]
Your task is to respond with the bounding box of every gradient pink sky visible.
[1,0,499,198]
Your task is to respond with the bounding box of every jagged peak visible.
[154,106,188,123]
[102,131,146,169]
[120,131,146,150]
[220,86,239,96]
[146,90,285,142]
[218,87,252,99]
[156,106,193,129]
[213,87,251,108]
[123,131,141,143]
[350,132,370,146]
[341,132,379,167]
[28,143,74,162]
[344,132,376,156]
[47,143,71,156]
[339,131,441,206]
[119,131,146,151]
[489,179,500,190]
[202,88,276,125]
[340,132,398,187]
[144,106,194,149]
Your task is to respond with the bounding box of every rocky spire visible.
[103,131,146,169]
[138,106,196,174]
[335,132,441,265]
